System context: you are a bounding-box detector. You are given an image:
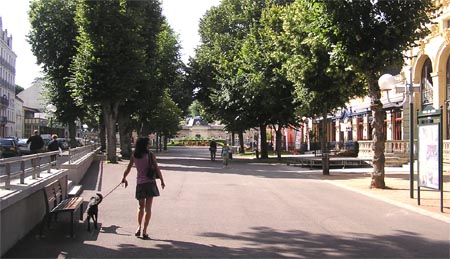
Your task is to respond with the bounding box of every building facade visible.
[0,17,16,138]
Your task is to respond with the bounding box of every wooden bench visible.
[40,175,84,237]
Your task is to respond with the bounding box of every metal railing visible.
[0,144,99,190]
[67,144,100,164]
[0,151,60,190]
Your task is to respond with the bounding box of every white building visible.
[0,17,16,138]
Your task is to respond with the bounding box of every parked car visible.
[0,138,21,157]
[17,138,31,155]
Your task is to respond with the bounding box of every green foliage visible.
[189,101,202,117]
[70,0,149,106]
[277,1,366,117]
[318,0,434,77]
[15,85,24,95]
[148,89,183,138]
[193,0,297,131]
[28,0,86,144]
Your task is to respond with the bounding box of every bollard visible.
[5,163,11,190]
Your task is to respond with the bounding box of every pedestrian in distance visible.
[27,130,45,154]
[221,143,231,168]
[47,134,63,166]
[47,134,62,152]
[121,137,165,240]
[27,130,45,168]
[209,139,217,161]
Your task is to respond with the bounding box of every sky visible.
[0,0,221,88]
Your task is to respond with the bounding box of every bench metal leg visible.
[80,203,84,221]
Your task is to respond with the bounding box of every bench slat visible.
[51,197,83,213]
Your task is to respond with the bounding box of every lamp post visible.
[46,104,57,134]
[378,68,420,198]
[82,124,88,145]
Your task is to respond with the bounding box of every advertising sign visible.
[417,124,440,189]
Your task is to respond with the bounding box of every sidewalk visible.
[305,166,450,221]
[245,153,450,221]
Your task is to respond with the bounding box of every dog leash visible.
[102,182,123,199]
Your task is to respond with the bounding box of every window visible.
[421,58,433,109]
[357,117,363,140]
[393,110,402,140]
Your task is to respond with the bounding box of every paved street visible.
[4,147,450,258]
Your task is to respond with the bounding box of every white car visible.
[17,138,30,155]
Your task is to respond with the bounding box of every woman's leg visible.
[136,198,145,234]
[142,197,154,236]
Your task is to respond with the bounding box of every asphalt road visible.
[4,146,450,258]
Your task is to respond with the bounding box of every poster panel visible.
[418,124,440,189]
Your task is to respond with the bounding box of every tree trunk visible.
[103,102,118,163]
[68,121,77,148]
[96,112,106,152]
[117,111,132,160]
[164,135,168,150]
[368,77,386,189]
[260,124,268,159]
[239,131,244,154]
[275,126,282,161]
[321,107,329,175]
[99,117,106,152]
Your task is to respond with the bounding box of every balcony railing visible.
[0,96,8,107]
[0,116,7,125]
[358,140,416,160]
[359,139,450,165]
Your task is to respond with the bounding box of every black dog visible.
[87,193,103,231]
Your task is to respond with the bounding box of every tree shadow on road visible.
[6,225,449,258]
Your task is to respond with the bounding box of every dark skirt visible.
[135,181,160,200]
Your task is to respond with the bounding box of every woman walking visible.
[121,137,165,239]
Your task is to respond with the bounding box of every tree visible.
[150,89,183,150]
[237,0,298,159]
[276,1,365,173]
[70,0,152,163]
[304,0,434,187]
[133,20,182,138]
[194,0,296,159]
[28,0,85,147]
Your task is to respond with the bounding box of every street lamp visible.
[378,67,420,198]
[46,104,57,134]
[82,124,88,145]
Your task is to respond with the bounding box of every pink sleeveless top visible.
[134,153,154,185]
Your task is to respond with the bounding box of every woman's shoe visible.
[142,233,150,240]
[135,230,141,237]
